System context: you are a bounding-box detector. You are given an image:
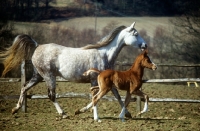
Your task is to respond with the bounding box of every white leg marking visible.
[93,106,101,122]
[80,102,93,112]
[140,101,148,114]
[53,100,63,114]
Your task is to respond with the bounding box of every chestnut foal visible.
[83,50,157,122]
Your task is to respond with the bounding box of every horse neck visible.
[99,33,125,66]
[130,61,144,79]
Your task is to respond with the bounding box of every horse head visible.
[123,22,147,51]
[139,49,157,70]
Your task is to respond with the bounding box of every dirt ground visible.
[0,82,200,131]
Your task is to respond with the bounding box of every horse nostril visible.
[154,65,157,70]
[152,65,157,70]
[140,46,146,51]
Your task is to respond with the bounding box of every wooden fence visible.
[0,61,200,115]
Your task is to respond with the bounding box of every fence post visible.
[21,60,27,113]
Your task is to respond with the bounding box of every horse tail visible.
[0,34,38,77]
[82,68,101,76]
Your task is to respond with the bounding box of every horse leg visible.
[92,87,110,122]
[111,87,132,118]
[12,70,43,114]
[44,76,68,119]
[75,86,99,115]
[119,91,131,122]
[133,90,149,116]
[75,74,98,115]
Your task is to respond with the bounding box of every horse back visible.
[32,43,106,82]
[98,69,131,91]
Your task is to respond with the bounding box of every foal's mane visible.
[82,26,126,49]
[130,50,148,70]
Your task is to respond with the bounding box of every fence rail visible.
[1,78,200,83]
[0,61,200,115]
[1,93,200,103]
[115,62,200,67]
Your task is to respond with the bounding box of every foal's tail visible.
[82,68,101,76]
[0,35,38,77]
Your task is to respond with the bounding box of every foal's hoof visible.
[62,114,69,119]
[137,111,144,116]
[125,112,132,118]
[94,119,101,122]
[59,113,69,119]
[11,107,18,115]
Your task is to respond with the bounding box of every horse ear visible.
[127,22,136,32]
[145,49,148,54]
[130,22,136,28]
[142,49,148,56]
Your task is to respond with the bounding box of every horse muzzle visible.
[140,43,147,51]
[152,64,157,70]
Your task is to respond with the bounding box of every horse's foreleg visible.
[111,87,132,118]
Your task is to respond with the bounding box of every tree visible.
[0,0,15,49]
[170,10,200,64]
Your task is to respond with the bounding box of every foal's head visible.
[136,49,157,70]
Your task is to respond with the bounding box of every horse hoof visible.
[62,114,69,119]
[120,118,126,122]
[125,112,132,118]
[11,108,18,114]
[94,119,101,122]
[59,112,69,119]
[74,109,81,115]
[137,112,143,116]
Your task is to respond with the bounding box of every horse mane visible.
[0,35,37,77]
[82,26,126,49]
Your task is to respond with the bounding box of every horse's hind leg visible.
[111,87,132,118]
[44,75,67,119]
[133,90,149,115]
[92,87,110,122]
[74,86,99,115]
[119,91,131,122]
[12,69,43,114]
[75,75,98,115]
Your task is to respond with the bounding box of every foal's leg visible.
[44,75,67,119]
[76,86,132,118]
[92,87,110,122]
[12,69,43,114]
[119,91,132,122]
[75,86,99,115]
[75,74,98,114]
[111,87,132,118]
[133,90,149,115]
